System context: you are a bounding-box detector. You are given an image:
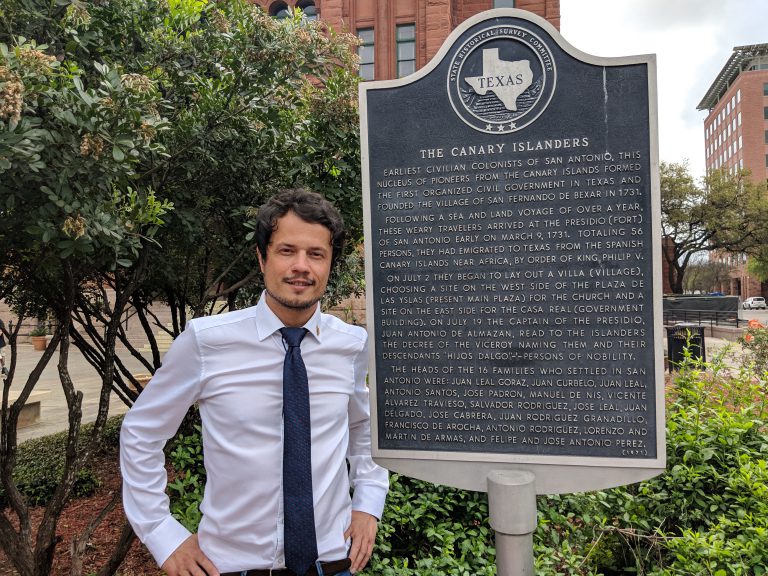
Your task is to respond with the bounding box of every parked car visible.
[742,296,766,310]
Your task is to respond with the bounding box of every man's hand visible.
[161,534,219,576]
[344,510,378,574]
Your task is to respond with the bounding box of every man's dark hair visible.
[255,188,346,266]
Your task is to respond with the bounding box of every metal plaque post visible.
[487,470,537,576]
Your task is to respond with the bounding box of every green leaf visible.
[60,110,78,125]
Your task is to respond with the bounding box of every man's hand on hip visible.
[161,533,219,576]
[344,510,378,574]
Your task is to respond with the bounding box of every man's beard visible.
[265,288,322,311]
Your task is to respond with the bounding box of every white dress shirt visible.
[120,295,389,572]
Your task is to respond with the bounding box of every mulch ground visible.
[0,447,163,575]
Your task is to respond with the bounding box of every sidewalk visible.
[4,344,152,444]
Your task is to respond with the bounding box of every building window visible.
[396,24,416,78]
[764,82,768,96]
[297,1,317,20]
[270,1,291,18]
[765,130,768,144]
[494,0,516,6]
[358,28,375,81]
[764,106,768,120]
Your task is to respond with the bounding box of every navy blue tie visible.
[280,327,318,576]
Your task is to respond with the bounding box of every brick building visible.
[252,1,560,81]
[697,44,768,299]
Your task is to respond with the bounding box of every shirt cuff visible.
[143,515,193,568]
[351,482,389,520]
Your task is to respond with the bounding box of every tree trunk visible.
[95,522,136,576]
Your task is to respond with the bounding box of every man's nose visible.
[291,251,311,271]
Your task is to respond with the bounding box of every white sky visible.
[560,0,766,179]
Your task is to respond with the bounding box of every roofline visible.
[697,43,768,111]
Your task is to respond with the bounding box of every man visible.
[120,188,389,576]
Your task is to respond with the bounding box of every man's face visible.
[258,210,333,326]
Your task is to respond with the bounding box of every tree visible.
[0,32,171,575]
[660,161,768,294]
[682,259,733,294]
[747,256,768,283]
[0,1,363,573]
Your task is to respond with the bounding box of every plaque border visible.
[360,8,664,494]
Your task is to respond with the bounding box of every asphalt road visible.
[740,309,768,322]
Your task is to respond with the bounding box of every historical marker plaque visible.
[361,10,665,493]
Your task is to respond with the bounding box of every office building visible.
[698,44,768,298]
[699,43,768,180]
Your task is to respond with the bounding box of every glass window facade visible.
[396,24,416,78]
[358,28,375,81]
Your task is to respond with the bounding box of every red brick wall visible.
[738,71,768,182]
[253,0,561,81]
[704,68,768,182]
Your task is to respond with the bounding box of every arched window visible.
[269,1,291,19]
[297,0,318,20]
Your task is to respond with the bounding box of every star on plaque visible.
[508,121,516,130]
[485,123,493,131]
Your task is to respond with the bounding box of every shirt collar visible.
[254,292,323,343]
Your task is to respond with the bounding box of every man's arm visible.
[120,324,209,569]
[345,334,389,572]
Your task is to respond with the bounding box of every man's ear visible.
[257,249,265,272]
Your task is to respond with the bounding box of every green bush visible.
[0,415,125,507]
[741,320,768,374]
[167,422,206,531]
[364,474,495,576]
[534,349,768,576]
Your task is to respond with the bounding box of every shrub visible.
[741,319,768,374]
[365,474,495,576]
[167,422,206,531]
[0,415,125,507]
